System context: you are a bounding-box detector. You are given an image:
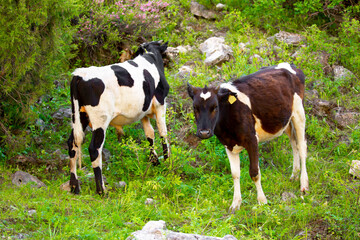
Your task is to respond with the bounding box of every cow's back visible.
[223,65,305,138]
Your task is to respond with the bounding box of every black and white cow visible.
[67,41,169,194]
[187,63,309,213]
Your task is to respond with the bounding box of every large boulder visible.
[12,171,46,188]
[127,220,237,240]
[191,1,216,19]
[199,37,233,66]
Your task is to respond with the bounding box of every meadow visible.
[1,0,359,239]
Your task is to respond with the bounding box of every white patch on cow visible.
[275,62,296,75]
[200,91,211,101]
[220,83,251,109]
[253,114,290,142]
[72,99,85,146]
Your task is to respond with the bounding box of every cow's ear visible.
[217,88,234,102]
[187,82,200,100]
[160,41,168,53]
[135,46,145,56]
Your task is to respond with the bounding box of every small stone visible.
[115,181,127,188]
[27,209,36,216]
[145,198,154,205]
[349,160,360,178]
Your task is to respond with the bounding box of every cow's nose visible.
[198,129,211,139]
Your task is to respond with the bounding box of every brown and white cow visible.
[67,41,169,195]
[187,63,309,213]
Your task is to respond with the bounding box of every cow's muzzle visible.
[197,129,212,139]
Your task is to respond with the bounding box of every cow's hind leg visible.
[292,94,309,192]
[154,104,169,160]
[285,124,300,181]
[141,117,159,166]
[89,127,107,194]
[67,130,80,194]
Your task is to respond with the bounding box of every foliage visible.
[73,0,172,66]
[0,0,79,154]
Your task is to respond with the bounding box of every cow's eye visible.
[210,106,218,113]
[194,106,200,113]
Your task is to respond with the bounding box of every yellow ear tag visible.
[228,95,236,104]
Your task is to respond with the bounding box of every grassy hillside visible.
[1,0,359,239]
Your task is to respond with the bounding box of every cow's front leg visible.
[247,142,267,205]
[226,148,242,213]
[141,117,159,166]
[154,104,169,160]
[67,130,80,194]
[89,127,106,194]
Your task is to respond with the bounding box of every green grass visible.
[1,0,360,239]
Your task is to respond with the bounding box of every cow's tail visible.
[70,75,85,169]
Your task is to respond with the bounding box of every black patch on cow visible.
[161,137,168,160]
[147,137,159,166]
[67,130,76,158]
[142,69,155,111]
[128,60,138,67]
[111,65,134,87]
[154,75,169,105]
[93,166,104,195]
[142,54,156,64]
[147,137,154,146]
[80,112,89,131]
[76,77,105,107]
[70,173,80,194]
[89,128,105,162]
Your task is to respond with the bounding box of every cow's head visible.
[135,40,168,57]
[187,83,219,139]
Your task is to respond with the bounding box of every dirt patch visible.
[307,218,331,239]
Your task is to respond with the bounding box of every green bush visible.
[0,0,79,154]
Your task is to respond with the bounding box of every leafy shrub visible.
[73,0,171,66]
[0,0,79,157]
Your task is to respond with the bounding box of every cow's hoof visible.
[257,195,268,205]
[70,184,80,194]
[150,158,160,166]
[229,199,242,214]
[149,153,160,166]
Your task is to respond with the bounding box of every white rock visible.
[349,160,360,178]
[216,3,226,10]
[199,37,233,66]
[127,220,238,240]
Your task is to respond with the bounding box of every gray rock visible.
[127,220,237,240]
[178,65,194,79]
[281,192,297,202]
[60,180,71,192]
[115,181,127,188]
[52,107,72,120]
[35,118,46,131]
[12,171,46,188]
[199,37,233,66]
[248,54,264,64]
[102,148,112,163]
[273,31,306,46]
[191,1,216,19]
[334,111,360,128]
[333,65,355,81]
